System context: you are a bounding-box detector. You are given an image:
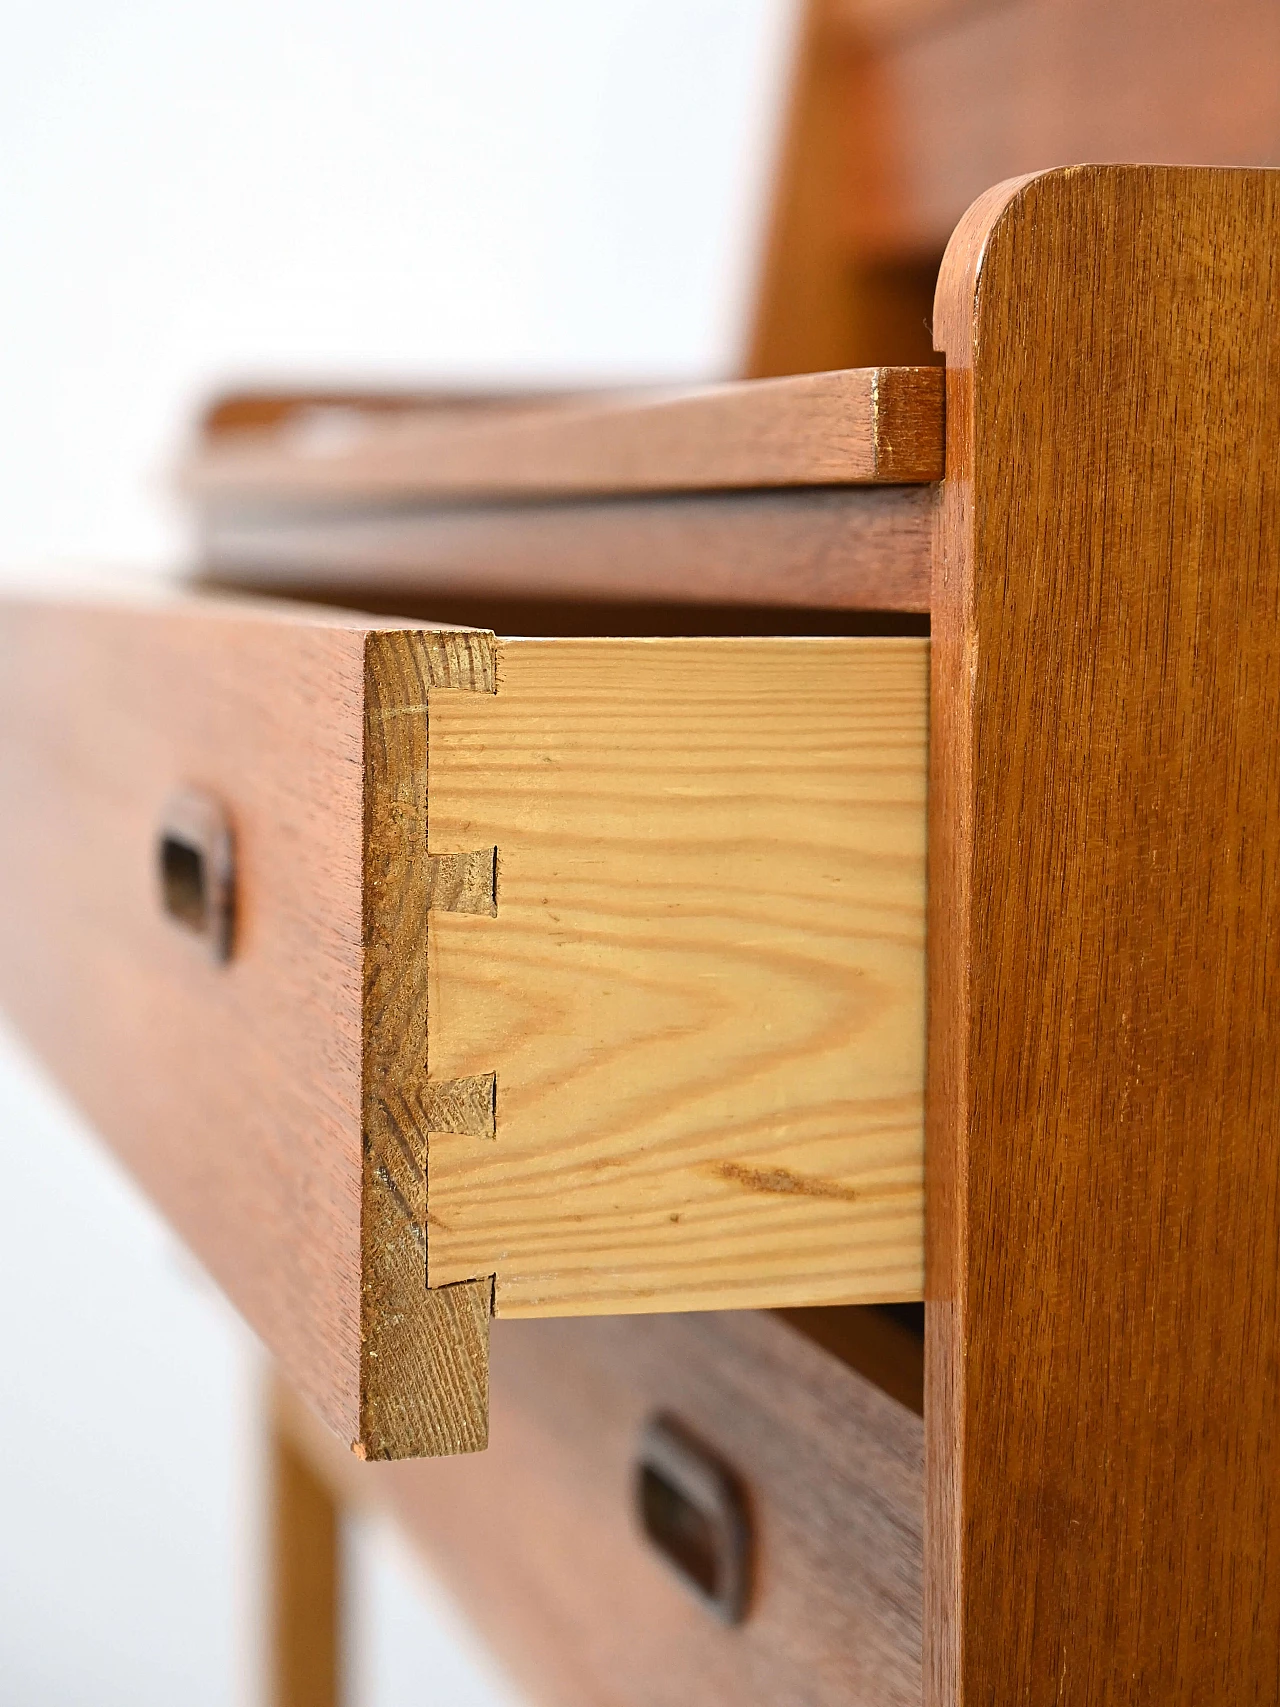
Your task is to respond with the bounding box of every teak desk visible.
[2,165,1278,1705]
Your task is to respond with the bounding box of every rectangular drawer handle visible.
[635,1415,752,1625]
[157,789,235,963]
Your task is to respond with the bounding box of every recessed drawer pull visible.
[157,788,235,963]
[636,1415,752,1625]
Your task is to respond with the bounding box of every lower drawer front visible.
[362,1310,923,1707]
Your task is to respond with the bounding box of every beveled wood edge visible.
[180,366,945,504]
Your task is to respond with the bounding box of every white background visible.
[0,3,794,1702]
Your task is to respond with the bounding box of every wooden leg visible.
[269,1381,342,1707]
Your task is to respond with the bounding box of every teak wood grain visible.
[269,1395,340,1707]
[877,0,1280,255]
[200,386,597,438]
[928,165,1280,1704]
[425,637,927,1314]
[0,595,494,1459]
[280,1309,923,1707]
[745,0,944,377]
[182,366,944,503]
[197,485,933,616]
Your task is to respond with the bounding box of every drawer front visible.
[0,595,495,1458]
[357,1310,924,1707]
[0,594,925,1459]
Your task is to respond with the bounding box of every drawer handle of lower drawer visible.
[635,1415,752,1625]
[157,789,235,963]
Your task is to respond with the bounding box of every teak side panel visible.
[183,366,944,503]
[929,167,1280,1703]
[0,597,494,1459]
[425,637,927,1314]
[282,1310,924,1707]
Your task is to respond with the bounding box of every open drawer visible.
[0,593,926,1457]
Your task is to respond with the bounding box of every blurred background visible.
[1,1,1277,1702]
[0,6,791,1704]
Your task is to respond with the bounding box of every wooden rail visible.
[183,367,944,503]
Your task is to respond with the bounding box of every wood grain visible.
[744,0,943,376]
[0,594,494,1459]
[929,165,1280,1704]
[197,485,934,616]
[280,1308,923,1707]
[869,0,1280,254]
[421,1074,496,1141]
[351,626,500,1458]
[201,386,597,438]
[269,1395,340,1707]
[833,0,989,40]
[182,367,944,503]
[0,595,930,1459]
[781,1301,924,1416]
[425,636,927,1314]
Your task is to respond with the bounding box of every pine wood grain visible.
[426,636,927,1314]
[929,165,1280,1704]
[0,595,494,1459]
[197,485,933,617]
[182,367,944,503]
[279,1308,923,1707]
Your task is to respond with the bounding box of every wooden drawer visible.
[289,1308,924,1707]
[0,594,926,1458]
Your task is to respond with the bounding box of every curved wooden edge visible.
[181,367,944,504]
[928,164,1280,1703]
[925,167,1034,1707]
